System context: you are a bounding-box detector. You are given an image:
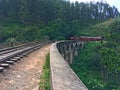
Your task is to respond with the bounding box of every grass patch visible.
[39,53,50,90]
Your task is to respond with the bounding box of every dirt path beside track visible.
[0,44,51,90]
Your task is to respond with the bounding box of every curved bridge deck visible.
[50,41,88,90]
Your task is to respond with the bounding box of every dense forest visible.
[0,0,119,43]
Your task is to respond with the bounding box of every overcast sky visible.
[69,0,120,12]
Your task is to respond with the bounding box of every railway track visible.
[0,43,41,72]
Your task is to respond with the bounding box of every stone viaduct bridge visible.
[50,40,88,90]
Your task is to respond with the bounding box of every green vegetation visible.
[0,0,120,89]
[0,0,119,43]
[71,19,120,90]
[39,53,50,90]
[71,42,106,90]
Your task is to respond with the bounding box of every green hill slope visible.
[82,18,120,41]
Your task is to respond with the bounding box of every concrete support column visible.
[69,51,73,64]
[81,43,84,48]
[74,50,78,56]
[64,52,70,64]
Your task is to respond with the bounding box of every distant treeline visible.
[0,0,119,42]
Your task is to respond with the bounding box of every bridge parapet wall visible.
[50,40,88,90]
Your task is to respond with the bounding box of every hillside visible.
[0,0,119,43]
[71,18,120,90]
[87,19,115,37]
